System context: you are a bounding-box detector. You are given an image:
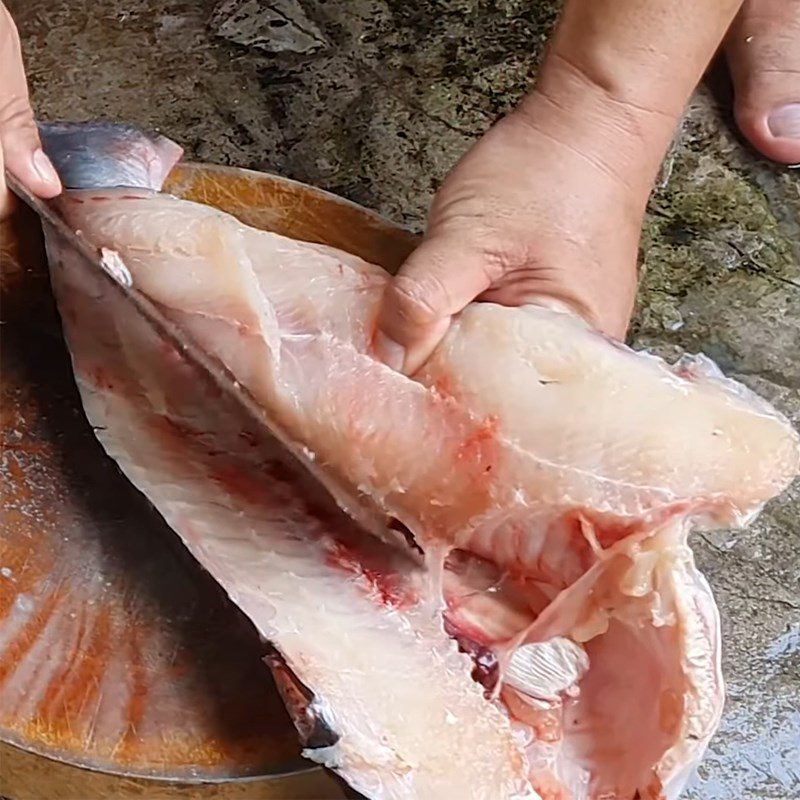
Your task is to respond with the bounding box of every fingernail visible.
[767,103,800,139]
[373,330,406,372]
[32,148,60,188]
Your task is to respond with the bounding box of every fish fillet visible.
[37,122,800,799]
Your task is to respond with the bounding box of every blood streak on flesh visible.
[457,415,498,467]
[325,539,413,610]
[444,617,500,694]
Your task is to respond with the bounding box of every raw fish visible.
[37,122,800,800]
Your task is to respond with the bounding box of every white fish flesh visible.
[37,122,800,800]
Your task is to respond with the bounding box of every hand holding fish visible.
[0,1,60,219]
[377,0,800,374]
[374,105,643,375]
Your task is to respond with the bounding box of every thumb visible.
[0,4,61,204]
[375,232,494,374]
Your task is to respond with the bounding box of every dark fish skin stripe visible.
[38,120,181,191]
[265,654,340,749]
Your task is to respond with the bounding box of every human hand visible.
[374,105,644,375]
[374,0,755,375]
[0,2,61,219]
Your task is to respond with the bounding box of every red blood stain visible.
[443,617,499,694]
[92,366,115,391]
[325,539,412,610]
[208,464,267,507]
[431,374,455,398]
[456,414,498,475]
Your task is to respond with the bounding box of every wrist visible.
[512,50,683,201]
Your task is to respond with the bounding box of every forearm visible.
[517,0,743,192]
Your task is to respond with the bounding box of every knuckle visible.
[0,97,35,134]
[478,244,516,281]
[0,93,34,121]
[390,273,448,328]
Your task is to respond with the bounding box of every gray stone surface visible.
[8,0,800,797]
[211,0,328,55]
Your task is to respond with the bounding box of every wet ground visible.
[7,0,800,798]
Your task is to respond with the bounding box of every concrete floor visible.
[7,0,800,797]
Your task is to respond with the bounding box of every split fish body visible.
[38,121,800,800]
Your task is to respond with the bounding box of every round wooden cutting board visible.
[0,163,417,800]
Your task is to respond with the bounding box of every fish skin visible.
[37,122,799,799]
[38,121,183,191]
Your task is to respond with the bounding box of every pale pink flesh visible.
[47,240,536,800]
[45,187,800,799]
[55,194,800,551]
